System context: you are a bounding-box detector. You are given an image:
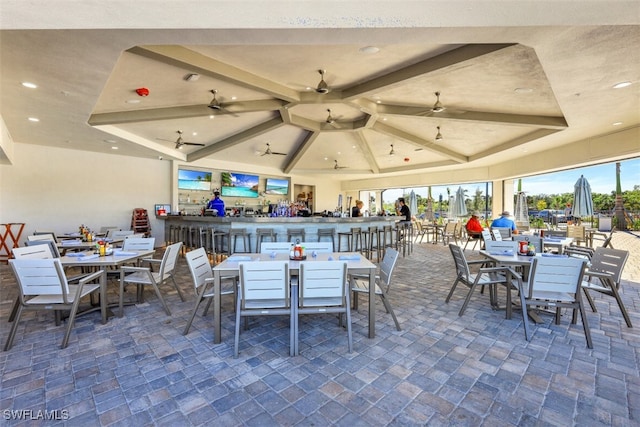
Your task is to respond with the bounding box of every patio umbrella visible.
[572,175,594,219]
[409,190,418,219]
[447,195,455,219]
[424,186,435,220]
[514,191,529,224]
[452,186,468,218]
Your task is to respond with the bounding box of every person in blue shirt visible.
[491,210,519,234]
[207,191,225,217]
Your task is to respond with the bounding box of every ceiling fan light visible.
[389,144,395,156]
[316,69,329,94]
[432,103,444,113]
[435,126,443,141]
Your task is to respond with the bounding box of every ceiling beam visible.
[373,122,468,163]
[186,117,284,162]
[377,104,568,129]
[470,128,562,162]
[283,131,319,174]
[341,43,517,100]
[127,45,300,102]
[88,99,287,125]
[354,132,380,174]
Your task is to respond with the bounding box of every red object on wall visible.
[404,157,410,162]
[135,87,149,97]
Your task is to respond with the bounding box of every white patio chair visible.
[518,256,591,348]
[484,240,518,254]
[259,242,292,254]
[108,229,134,239]
[119,242,184,316]
[122,237,155,252]
[234,261,291,358]
[183,247,235,335]
[297,261,351,354]
[351,247,401,331]
[5,258,104,350]
[446,244,516,316]
[300,242,334,253]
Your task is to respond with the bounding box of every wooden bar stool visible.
[338,227,363,252]
[255,228,277,253]
[287,228,305,243]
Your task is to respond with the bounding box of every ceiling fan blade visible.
[182,142,205,147]
[271,152,287,156]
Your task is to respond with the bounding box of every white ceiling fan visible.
[325,109,344,128]
[207,89,238,116]
[334,159,348,169]
[157,130,205,150]
[260,143,287,156]
[315,69,330,94]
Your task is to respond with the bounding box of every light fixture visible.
[612,81,631,89]
[613,122,623,126]
[28,117,39,122]
[21,82,37,89]
[111,146,118,150]
[316,69,329,94]
[389,144,395,156]
[435,126,443,141]
[359,46,379,54]
[432,92,444,113]
[184,73,200,82]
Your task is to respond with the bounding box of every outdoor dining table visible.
[59,249,155,323]
[209,252,377,344]
[542,237,574,254]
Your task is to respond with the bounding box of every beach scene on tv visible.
[265,178,289,195]
[178,169,212,191]
[221,172,259,197]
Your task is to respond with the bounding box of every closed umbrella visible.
[447,195,455,219]
[573,175,594,220]
[514,191,529,225]
[452,187,467,218]
[409,190,418,219]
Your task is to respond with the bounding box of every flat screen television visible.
[265,178,289,195]
[220,172,259,198]
[178,168,212,191]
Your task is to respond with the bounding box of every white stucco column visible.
[492,179,515,218]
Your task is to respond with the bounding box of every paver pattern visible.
[1,232,639,426]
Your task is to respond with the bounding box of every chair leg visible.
[4,305,23,351]
[582,287,597,312]
[607,282,633,328]
[519,294,532,342]
[234,297,242,358]
[577,298,593,349]
[202,297,214,317]
[8,298,19,323]
[61,291,86,349]
[170,276,185,302]
[459,280,482,316]
[380,294,401,331]
[445,277,462,303]
[183,298,204,335]
[147,272,171,316]
[345,291,353,353]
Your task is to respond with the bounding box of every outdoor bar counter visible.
[157,214,402,251]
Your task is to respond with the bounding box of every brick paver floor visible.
[1,231,639,426]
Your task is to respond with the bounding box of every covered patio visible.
[1,232,638,425]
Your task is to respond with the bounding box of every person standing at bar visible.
[351,200,364,217]
[207,191,225,217]
[396,197,411,222]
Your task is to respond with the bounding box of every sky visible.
[381,158,640,203]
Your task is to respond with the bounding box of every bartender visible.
[351,200,364,217]
[207,191,225,217]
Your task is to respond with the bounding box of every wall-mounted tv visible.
[265,178,289,195]
[178,168,212,191]
[220,172,259,198]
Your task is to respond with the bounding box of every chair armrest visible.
[77,269,104,285]
[120,266,150,274]
[140,258,160,265]
[583,270,611,280]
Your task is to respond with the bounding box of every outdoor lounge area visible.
[1,232,638,426]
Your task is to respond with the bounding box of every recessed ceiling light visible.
[514,87,533,93]
[22,82,37,89]
[126,99,140,104]
[104,139,116,143]
[359,46,379,54]
[231,96,237,100]
[111,146,118,150]
[209,115,215,119]
[28,117,39,122]
[612,81,632,89]
[192,132,198,136]
[613,122,623,126]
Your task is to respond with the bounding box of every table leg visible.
[214,271,222,344]
[368,268,375,338]
[100,271,107,324]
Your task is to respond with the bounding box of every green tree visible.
[536,200,547,211]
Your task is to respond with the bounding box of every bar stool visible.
[168,224,182,246]
[229,228,251,253]
[395,222,412,257]
[210,228,230,258]
[287,228,306,243]
[255,228,277,253]
[378,225,395,258]
[317,228,336,252]
[363,225,379,260]
[338,227,363,252]
[186,226,205,253]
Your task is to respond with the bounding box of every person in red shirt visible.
[465,212,484,237]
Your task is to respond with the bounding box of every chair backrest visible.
[27,233,57,243]
[378,248,399,293]
[448,243,472,280]
[24,239,61,258]
[484,240,518,253]
[444,222,457,234]
[260,242,292,254]
[158,242,182,277]
[527,256,586,298]
[108,229,134,239]
[33,231,58,243]
[9,258,70,299]
[122,237,156,251]
[239,261,290,309]
[491,227,512,240]
[301,242,334,253]
[589,247,629,284]
[13,244,55,259]
[566,225,585,240]
[185,247,213,292]
[545,229,567,238]
[299,261,348,307]
[491,228,503,241]
[126,233,146,239]
[481,228,493,243]
[513,235,543,253]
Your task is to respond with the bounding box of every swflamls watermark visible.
[2,409,69,421]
